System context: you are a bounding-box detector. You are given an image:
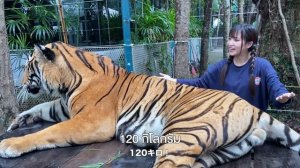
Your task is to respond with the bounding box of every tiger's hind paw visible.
[247,128,267,146]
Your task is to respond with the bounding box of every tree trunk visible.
[277,0,300,86]
[0,0,19,134]
[216,4,222,37]
[223,0,231,58]
[199,0,213,75]
[247,3,256,24]
[174,0,190,78]
[238,0,244,23]
[57,0,68,44]
[254,0,300,86]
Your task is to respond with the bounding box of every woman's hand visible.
[158,73,177,82]
[276,92,296,103]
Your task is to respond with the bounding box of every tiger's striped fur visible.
[1,42,299,168]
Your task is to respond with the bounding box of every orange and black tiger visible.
[1,42,299,168]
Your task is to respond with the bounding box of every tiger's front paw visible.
[7,114,42,132]
[0,137,31,158]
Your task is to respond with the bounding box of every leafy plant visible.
[8,34,29,50]
[146,44,173,74]
[99,14,123,45]
[5,0,57,49]
[189,16,203,37]
[133,0,204,43]
[158,46,173,74]
[6,8,30,34]
[31,25,54,42]
[30,5,57,26]
[133,0,175,43]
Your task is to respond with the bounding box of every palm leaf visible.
[31,25,54,41]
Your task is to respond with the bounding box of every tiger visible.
[0,41,299,168]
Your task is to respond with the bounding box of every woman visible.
[161,24,295,111]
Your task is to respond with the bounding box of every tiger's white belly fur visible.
[134,116,165,147]
[117,113,165,147]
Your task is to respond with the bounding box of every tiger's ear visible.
[34,44,55,61]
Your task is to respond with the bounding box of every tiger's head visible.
[17,42,74,102]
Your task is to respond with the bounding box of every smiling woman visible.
[160,24,295,112]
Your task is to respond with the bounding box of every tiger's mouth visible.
[17,80,43,103]
[26,76,42,95]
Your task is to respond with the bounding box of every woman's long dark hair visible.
[220,24,258,97]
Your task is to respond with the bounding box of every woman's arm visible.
[176,60,225,88]
[264,60,295,107]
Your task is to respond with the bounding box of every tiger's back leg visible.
[154,118,267,168]
[258,112,300,153]
[193,128,267,168]
[153,128,217,168]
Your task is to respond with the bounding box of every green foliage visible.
[5,0,57,49]
[31,25,54,41]
[30,4,57,26]
[265,50,296,86]
[190,0,203,17]
[133,0,175,43]
[212,0,221,13]
[8,34,29,50]
[231,16,239,26]
[6,9,29,36]
[99,14,123,44]
[157,46,173,74]
[134,0,204,74]
[133,0,203,43]
[189,16,203,37]
[231,0,238,13]
[145,44,173,74]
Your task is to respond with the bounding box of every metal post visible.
[121,0,133,72]
[169,40,175,77]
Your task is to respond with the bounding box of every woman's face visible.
[227,32,251,57]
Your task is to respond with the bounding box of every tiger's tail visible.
[257,111,300,153]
